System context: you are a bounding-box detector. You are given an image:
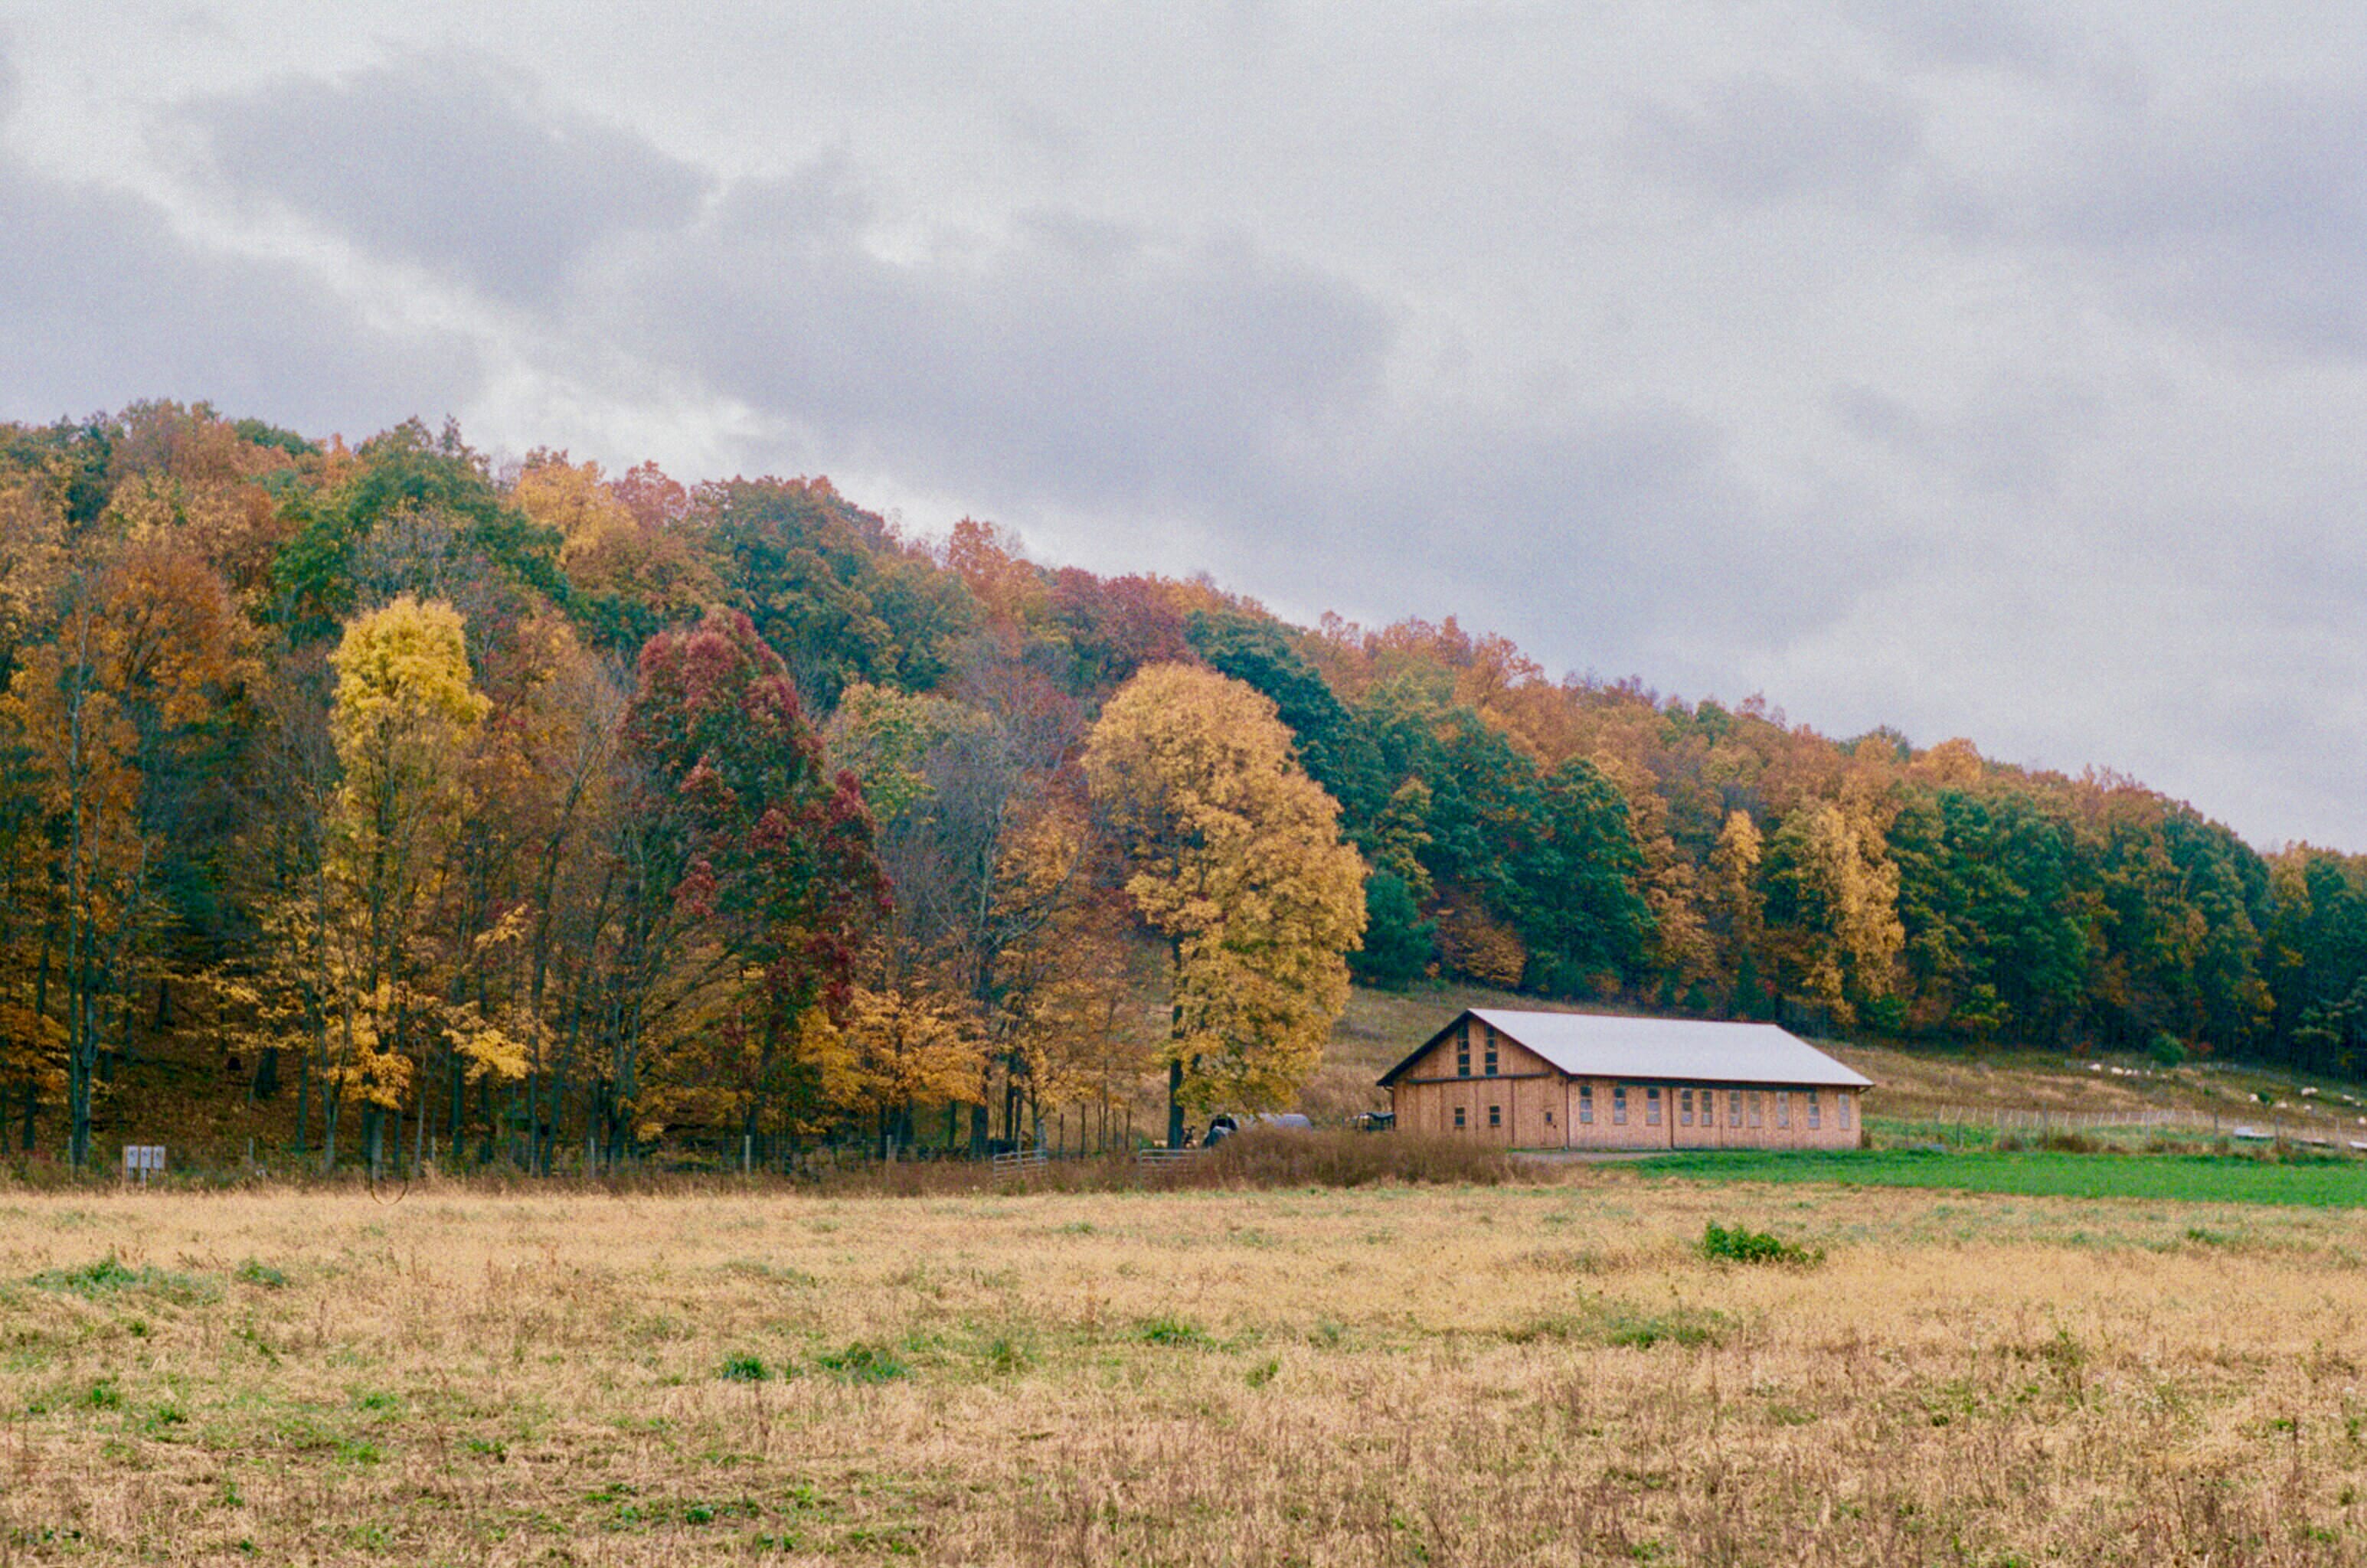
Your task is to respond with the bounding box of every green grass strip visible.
[1634,1148,2367,1207]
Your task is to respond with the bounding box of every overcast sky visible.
[2,2,2362,848]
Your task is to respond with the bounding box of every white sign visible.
[121,1145,165,1182]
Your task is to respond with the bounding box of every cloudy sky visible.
[2,2,2362,847]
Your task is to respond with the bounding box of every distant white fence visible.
[989,1149,1050,1173]
[1134,1148,1201,1166]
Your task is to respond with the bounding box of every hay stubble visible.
[2,1178,2365,1563]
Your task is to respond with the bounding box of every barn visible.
[1378,1008,1872,1150]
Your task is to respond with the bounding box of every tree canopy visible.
[0,400,2354,1173]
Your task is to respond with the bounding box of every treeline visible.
[0,403,2362,1171]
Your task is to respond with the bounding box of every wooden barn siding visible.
[1390,1076,1859,1150]
[1386,1019,1863,1150]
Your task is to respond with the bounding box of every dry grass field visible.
[7,1174,2367,1565]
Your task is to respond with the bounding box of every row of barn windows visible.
[1456,1026,1502,1077]
[1450,1086,1850,1132]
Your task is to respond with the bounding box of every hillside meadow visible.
[5,1176,2367,1565]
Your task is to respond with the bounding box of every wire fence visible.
[1911,1105,2214,1132]
[1903,1103,2367,1147]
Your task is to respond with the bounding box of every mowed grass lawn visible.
[1635,1146,2367,1206]
[9,1179,2367,1564]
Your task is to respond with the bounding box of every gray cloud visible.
[587,155,1910,664]
[6,5,2367,848]
[2039,83,2367,353]
[1631,74,1926,207]
[600,172,1395,511]
[1839,0,2065,74]
[181,50,710,301]
[0,139,480,433]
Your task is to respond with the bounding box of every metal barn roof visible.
[1378,1008,1874,1089]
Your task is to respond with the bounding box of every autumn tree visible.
[1761,797,1904,1028]
[1084,664,1365,1146]
[838,972,986,1158]
[616,609,883,1163]
[512,453,715,655]
[701,476,979,704]
[318,596,518,1172]
[0,532,244,1165]
[1706,810,1768,1012]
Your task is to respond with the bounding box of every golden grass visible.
[7,1175,2367,1564]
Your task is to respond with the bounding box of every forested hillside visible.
[2,403,2362,1172]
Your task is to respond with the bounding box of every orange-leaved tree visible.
[1083,664,1365,1147]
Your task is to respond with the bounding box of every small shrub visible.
[1506,1300,1725,1349]
[718,1354,770,1383]
[1136,1315,1210,1348]
[234,1259,287,1289]
[39,1256,139,1295]
[1700,1222,1823,1268]
[30,1255,217,1305]
[814,1342,907,1383]
[85,1378,123,1410]
[1246,1357,1280,1388]
[2149,1033,2189,1067]
[1600,1306,1725,1349]
[1996,1129,2104,1153]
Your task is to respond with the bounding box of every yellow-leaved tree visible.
[1083,664,1365,1147]
[1707,809,1766,1005]
[838,974,986,1158]
[319,596,520,1172]
[991,792,1155,1148]
[1761,796,1903,1027]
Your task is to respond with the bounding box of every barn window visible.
[1748,1092,1763,1129]
[1454,1106,1466,1129]
[1806,1089,1821,1129]
[1646,1086,1662,1126]
[1545,1109,1555,1127]
[1456,1037,1470,1076]
[1729,1090,1743,1127]
[1578,1084,1594,1124]
[1839,1094,1853,1130]
[1612,1083,1628,1125]
[1484,1027,1499,1076]
[1680,1088,1694,1126]
[1776,1091,1790,1129]
[1489,1104,1502,1129]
